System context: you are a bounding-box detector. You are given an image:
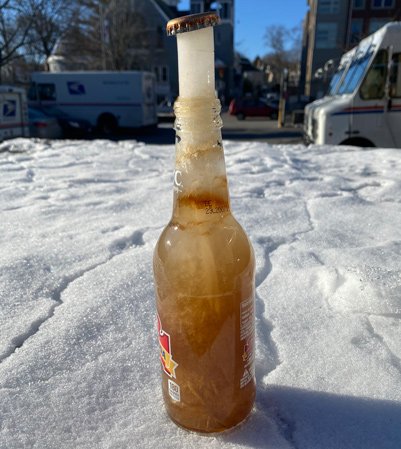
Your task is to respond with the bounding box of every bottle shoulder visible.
[156,214,251,247]
[154,214,254,274]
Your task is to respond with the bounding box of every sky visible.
[178,0,308,60]
[1,137,401,449]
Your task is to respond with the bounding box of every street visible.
[143,112,303,145]
[221,112,303,144]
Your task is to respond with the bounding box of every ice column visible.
[176,26,216,99]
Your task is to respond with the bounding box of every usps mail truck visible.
[28,71,157,133]
[0,86,29,142]
[304,22,401,148]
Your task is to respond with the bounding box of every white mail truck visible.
[0,86,29,142]
[28,71,157,133]
[304,22,401,148]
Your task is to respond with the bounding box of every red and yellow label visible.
[157,314,178,378]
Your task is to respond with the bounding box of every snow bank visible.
[0,138,400,448]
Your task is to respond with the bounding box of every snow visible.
[1,137,401,449]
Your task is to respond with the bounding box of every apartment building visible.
[348,0,401,45]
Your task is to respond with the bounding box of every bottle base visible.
[165,407,255,435]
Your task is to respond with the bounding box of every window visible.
[161,66,169,83]
[157,26,163,49]
[315,23,337,49]
[154,66,169,83]
[318,0,340,14]
[390,53,401,98]
[350,19,363,44]
[372,0,394,8]
[353,0,365,8]
[216,30,221,45]
[368,18,390,33]
[154,66,159,82]
[27,83,37,101]
[338,50,374,95]
[327,68,345,95]
[360,49,388,99]
[37,83,56,101]
[191,2,202,14]
[220,2,231,20]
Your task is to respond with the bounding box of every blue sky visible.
[178,1,308,60]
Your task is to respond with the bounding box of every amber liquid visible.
[153,117,256,432]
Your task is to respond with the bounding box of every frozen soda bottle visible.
[153,12,256,433]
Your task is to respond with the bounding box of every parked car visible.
[28,107,63,139]
[229,98,278,120]
[266,99,280,110]
[287,98,313,112]
[37,106,92,138]
[265,92,280,101]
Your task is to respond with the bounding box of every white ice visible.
[0,137,400,449]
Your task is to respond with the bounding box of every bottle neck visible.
[171,97,230,225]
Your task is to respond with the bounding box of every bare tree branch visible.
[0,1,31,67]
[17,0,78,64]
[262,23,302,82]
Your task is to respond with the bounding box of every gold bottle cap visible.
[166,12,220,36]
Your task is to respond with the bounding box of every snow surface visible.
[1,137,401,449]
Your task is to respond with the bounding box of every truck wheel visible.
[340,137,375,148]
[97,114,118,136]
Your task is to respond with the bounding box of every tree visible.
[18,0,78,68]
[104,0,150,70]
[63,0,150,71]
[0,0,31,70]
[263,23,302,84]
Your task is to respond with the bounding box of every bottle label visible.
[157,314,178,379]
[240,296,255,388]
[168,379,181,402]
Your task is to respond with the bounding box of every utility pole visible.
[278,68,288,128]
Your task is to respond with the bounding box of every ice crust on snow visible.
[0,138,401,448]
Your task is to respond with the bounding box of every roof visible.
[151,0,181,21]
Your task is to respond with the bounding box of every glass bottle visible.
[153,12,255,433]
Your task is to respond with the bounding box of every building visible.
[47,0,235,105]
[348,0,401,46]
[300,0,401,97]
[301,0,351,98]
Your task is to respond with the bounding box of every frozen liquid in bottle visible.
[153,13,256,433]
[154,130,256,432]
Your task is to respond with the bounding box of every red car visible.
[229,98,278,120]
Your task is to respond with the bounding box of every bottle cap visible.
[166,12,220,36]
